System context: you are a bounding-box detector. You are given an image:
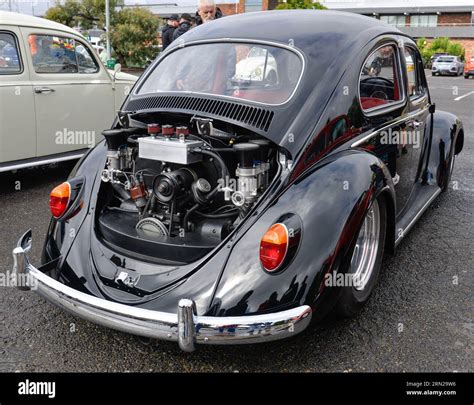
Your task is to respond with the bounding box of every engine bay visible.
[96,114,281,263]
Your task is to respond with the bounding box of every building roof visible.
[319,0,474,14]
[0,11,83,37]
[125,4,197,17]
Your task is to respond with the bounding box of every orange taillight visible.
[260,223,289,272]
[50,182,71,218]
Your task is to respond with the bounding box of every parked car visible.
[432,55,464,76]
[426,52,449,69]
[13,10,464,352]
[464,56,474,79]
[233,46,278,85]
[0,11,137,173]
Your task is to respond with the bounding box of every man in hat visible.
[161,14,178,51]
[173,14,193,41]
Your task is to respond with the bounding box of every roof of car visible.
[169,10,402,53]
[0,11,82,37]
[139,10,408,157]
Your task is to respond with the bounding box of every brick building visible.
[149,0,276,19]
[318,0,474,58]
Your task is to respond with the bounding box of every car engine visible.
[96,116,279,263]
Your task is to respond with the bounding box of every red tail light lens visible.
[50,182,71,218]
[260,223,289,272]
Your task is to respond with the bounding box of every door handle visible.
[34,87,55,94]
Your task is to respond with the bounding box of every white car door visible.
[21,27,115,157]
[0,26,36,164]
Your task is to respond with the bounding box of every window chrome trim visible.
[358,41,407,117]
[134,38,306,107]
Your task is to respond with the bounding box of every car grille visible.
[125,95,275,132]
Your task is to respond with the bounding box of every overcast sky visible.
[0,0,222,16]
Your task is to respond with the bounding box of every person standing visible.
[161,14,178,51]
[195,0,223,25]
[172,14,193,41]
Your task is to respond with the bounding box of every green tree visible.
[447,42,465,60]
[45,1,159,67]
[276,0,327,10]
[109,8,159,67]
[44,0,122,30]
[44,0,83,27]
[416,37,428,51]
[416,36,466,65]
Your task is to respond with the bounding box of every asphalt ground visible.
[0,71,472,372]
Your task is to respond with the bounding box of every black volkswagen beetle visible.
[13,11,464,351]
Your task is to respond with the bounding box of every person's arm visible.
[172,28,180,41]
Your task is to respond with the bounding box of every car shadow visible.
[0,161,76,196]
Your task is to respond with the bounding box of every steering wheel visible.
[360,76,394,86]
[360,76,394,99]
[370,90,388,100]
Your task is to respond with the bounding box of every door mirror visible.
[429,103,436,114]
[113,62,121,81]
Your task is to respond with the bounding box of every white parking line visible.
[454,91,474,101]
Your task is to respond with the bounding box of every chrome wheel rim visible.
[350,199,380,291]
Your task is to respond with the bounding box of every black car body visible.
[13,11,464,351]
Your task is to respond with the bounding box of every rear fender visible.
[209,149,396,318]
[42,142,107,267]
[425,110,463,188]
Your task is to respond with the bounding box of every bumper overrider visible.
[12,231,312,352]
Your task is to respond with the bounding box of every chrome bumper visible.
[12,231,312,352]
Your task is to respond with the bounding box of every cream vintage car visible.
[0,11,137,172]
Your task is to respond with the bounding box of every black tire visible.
[465,75,469,79]
[335,196,387,318]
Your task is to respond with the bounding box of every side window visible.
[404,47,423,98]
[28,34,99,74]
[0,32,21,74]
[359,45,402,111]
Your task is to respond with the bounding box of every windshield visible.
[137,43,303,104]
[437,57,455,63]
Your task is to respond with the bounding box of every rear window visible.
[137,42,303,105]
[437,57,455,62]
[0,32,21,74]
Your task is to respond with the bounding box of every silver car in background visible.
[432,55,464,76]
